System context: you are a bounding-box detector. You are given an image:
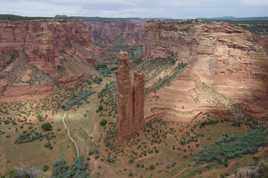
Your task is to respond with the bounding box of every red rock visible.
[133,72,145,131]
[0,20,145,101]
[116,52,145,141]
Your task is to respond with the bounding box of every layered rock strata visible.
[0,20,145,101]
[144,23,268,122]
[116,51,145,141]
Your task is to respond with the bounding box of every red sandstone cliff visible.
[144,22,268,121]
[0,20,145,100]
[89,20,144,62]
[0,21,96,100]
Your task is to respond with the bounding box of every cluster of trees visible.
[194,127,268,165]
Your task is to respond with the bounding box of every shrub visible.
[144,62,187,95]
[260,160,268,178]
[41,122,53,131]
[36,112,43,122]
[100,119,107,127]
[97,82,117,118]
[149,165,155,170]
[15,131,44,144]
[93,76,103,84]
[62,91,95,111]
[193,127,268,164]
[43,165,49,172]
[96,64,112,77]
[52,157,90,178]
[106,154,115,163]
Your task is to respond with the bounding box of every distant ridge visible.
[0,14,268,22]
[200,16,268,21]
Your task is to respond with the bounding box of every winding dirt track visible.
[62,113,80,158]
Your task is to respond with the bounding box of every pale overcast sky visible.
[0,0,268,18]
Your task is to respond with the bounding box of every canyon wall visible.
[144,22,198,63]
[144,22,268,121]
[89,20,144,62]
[0,20,145,101]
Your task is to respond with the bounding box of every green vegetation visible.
[96,64,112,77]
[43,165,49,172]
[97,81,117,118]
[136,57,187,95]
[194,114,222,129]
[0,14,52,21]
[260,160,268,178]
[100,119,108,127]
[103,122,117,149]
[232,21,268,35]
[36,112,44,122]
[145,62,187,95]
[4,168,39,178]
[51,157,90,178]
[137,57,176,76]
[15,130,44,144]
[41,122,53,131]
[92,76,103,84]
[230,104,258,128]
[15,130,55,145]
[128,46,144,63]
[194,127,268,164]
[62,91,95,111]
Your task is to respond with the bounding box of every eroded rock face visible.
[89,20,144,63]
[144,22,198,63]
[0,20,145,101]
[116,52,145,141]
[133,72,145,131]
[144,22,268,121]
[0,21,95,100]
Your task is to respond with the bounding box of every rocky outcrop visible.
[144,22,198,63]
[89,20,144,62]
[116,51,145,141]
[0,21,95,100]
[0,20,145,101]
[144,22,268,121]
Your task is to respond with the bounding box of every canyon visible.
[0,19,268,121]
[0,18,268,178]
[0,20,144,101]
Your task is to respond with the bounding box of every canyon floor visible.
[0,19,268,178]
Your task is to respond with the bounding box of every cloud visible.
[0,0,267,18]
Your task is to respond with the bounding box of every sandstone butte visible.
[0,20,268,123]
[116,51,145,141]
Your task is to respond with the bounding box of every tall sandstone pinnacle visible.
[116,51,145,141]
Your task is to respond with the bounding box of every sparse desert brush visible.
[52,157,90,178]
[41,122,53,131]
[100,119,108,127]
[260,160,268,178]
[193,127,268,164]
